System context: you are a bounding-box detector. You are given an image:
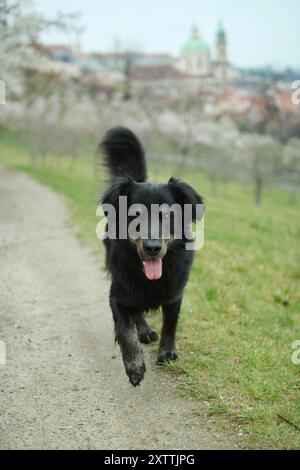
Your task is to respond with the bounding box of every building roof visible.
[38,44,73,53]
[129,65,195,81]
[91,52,172,59]
[182,25,209,54]
[275,92,299,113]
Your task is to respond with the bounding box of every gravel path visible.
[0,167,233,450]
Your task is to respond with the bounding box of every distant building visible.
[42,44,75,64]
[274,92,300,115]
[176,22,239,84]
[35,23,244,99]
[201,89,268,121]
[216,21,227,63]
[127,23,240,97]
[128,65,201,99]
[176,25,211,76]
[214,21,228,82]
[213,21,240,83]
[31,43,81,79]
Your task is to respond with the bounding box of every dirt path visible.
[0,167,233,450]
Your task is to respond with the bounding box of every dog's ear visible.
[101,177,131,207]
[168,177,205,222]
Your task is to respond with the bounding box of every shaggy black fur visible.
[100,127,204,386]
[101,127,147,183]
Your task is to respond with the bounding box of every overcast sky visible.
[36,0,300,69]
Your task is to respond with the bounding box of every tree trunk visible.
[255,176,263,208]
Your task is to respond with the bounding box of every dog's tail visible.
[100,127,147,183]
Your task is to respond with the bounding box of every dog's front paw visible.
[139,329,158,344]
[125,361,146,386]
[157,351,178,365]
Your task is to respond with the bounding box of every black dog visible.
[100,127,204,386]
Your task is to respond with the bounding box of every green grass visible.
[1,133,300,449]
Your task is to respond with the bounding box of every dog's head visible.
[102,177,204,281]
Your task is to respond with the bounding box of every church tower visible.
[215,21,228,85]
[216,21,227,64]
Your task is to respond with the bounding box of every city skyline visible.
[37,0,300,70]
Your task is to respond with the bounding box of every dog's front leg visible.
[110,298,146,386]
[135,312,158,344]
[157,297,182,364]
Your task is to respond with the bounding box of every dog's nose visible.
[143,240,162,257]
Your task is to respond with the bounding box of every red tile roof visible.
[40,44,72,53]
[275,92,298,113]
[91,52,171,59]
[128,65,195,81]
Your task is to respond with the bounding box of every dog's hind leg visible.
[110,298,146,386]
[157,297,182,364]
[135,313,158,344]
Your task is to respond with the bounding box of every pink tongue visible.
[143,258,163,281]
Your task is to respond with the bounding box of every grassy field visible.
[1,132,300,449]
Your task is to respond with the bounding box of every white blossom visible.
[0,0,80,96]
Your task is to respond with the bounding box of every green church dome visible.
[182,25,209,54]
